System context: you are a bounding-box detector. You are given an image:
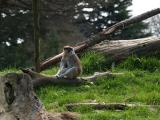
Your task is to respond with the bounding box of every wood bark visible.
[39,8,160,72]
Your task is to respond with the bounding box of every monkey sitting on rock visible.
[56,46,82,79]
[21,46,82,79]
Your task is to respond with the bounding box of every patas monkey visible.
[56,46,82,78]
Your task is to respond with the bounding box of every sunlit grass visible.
[0,68,20,76]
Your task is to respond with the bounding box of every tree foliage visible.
[74,0,151,39]
[149,15,160,37]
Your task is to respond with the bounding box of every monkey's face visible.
[63,46,73,55]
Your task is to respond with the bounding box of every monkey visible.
[56,46,82,79]
[21,46,82,79]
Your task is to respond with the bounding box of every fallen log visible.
[66,103,132,111]
[39,8,160,72]
[92,36,160,62]
[66,102,160,111]
[0,73,79,120]
[21,69,123,88]
[32,71,123,88]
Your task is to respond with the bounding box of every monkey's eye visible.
[4,82,15,105]
[64,47,73,52]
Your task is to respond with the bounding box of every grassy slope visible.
[1,52,160,120]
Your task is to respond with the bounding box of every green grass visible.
[0,68,20,76]
[118,55,160,72]
[1,51,160,120]
[81,51,107,74]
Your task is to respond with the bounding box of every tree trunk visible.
[32,0,40,72]
[39,8,160,72]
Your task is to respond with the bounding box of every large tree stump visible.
[0,73,78,120]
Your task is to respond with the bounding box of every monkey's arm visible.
[60,59,67,69]
[58,67,79,79]
[56,59,67,76]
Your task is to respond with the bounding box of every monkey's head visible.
[63,46,74,55]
